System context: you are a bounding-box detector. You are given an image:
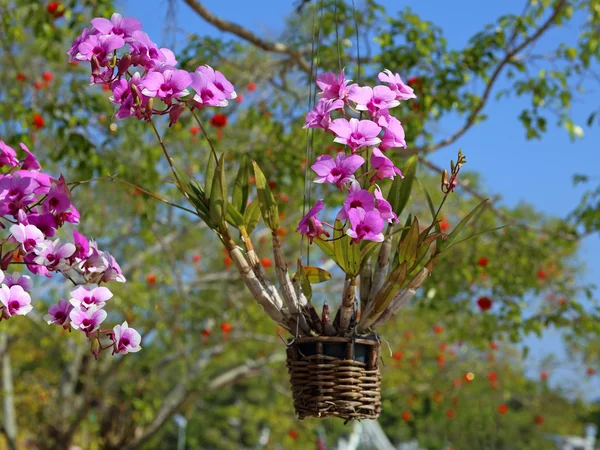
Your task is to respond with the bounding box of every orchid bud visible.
[130,83,141,106]
[90,55,101,77]
[441,169,449,190]
[110,53,117,69]
[145,97,154,119]
[90,336,101,360]
[117,54,132,76]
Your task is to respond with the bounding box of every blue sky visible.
[122,0,600,398]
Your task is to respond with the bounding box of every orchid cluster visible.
[68,13,236,124]
[298,69,415,245]
[0,140,140,356]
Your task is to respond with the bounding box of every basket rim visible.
[289,335,379,347]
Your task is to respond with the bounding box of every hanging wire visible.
[334,0,343,73]
[351,0,361,83]
[300,0,325,267]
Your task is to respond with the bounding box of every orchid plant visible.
[67,13,493,339]
[0,140,139,357]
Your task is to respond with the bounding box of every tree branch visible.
[412,0,567,155]
[182,0,311,72]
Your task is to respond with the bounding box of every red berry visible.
[477,296,493,312]
[268,181,277,190]
[490,341,499,350]
[535,415,544,425]
[498,404,508,414]
[33,81,43,90]
[223,256,233,268]
[16,73,27,82]
[404,330,413,340]
[220,322,232,333]
[247,82,257,92]
[488,372,498,382]
[235,94,244,103]
[47,2,64,18]
[446,409,455,420]
[210,113,227,128]
[477,256,489,267]
[407,77,421,86]
[439,342,447,352]
[146,274,156,285]
[587,367,596,376]
[401,411,412,422]
[32,114,45,129]
[537,269,547,280]
[192,254,201,263]
[393,351,403,360]
[288,429,299,440]
[190,126,200,135]
[42,72,53,82]
[440,220,450,231]
[436,354,446,368]
[433,324,443,334]
[260,258,272,268]
[201,328,211,336]
[540,371,549,381]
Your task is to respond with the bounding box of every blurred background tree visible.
[0,0,598,449]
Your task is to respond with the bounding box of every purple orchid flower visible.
[69,284,113,310]
[3,272,32,291]
[370,148,403,182]
[296,200,330,244]
[10,223,45,253]
[34,239,76,271]
[24,213,57,238]
[378,70,416,101]
[69,305,107,333]
[337,183,376,220]
[44,299,73,327]
[19,143,42,171]
[72,230,91,260]
[111,73,148,119]
[312,152,364,189]
[67,28,96,61]
[379,115,407,150]
[76,34,125,64]
[349,85,400,119]
[91,13,142,40]
[0,141,19,167]
[329,118,382,152]
[374,187,398,223]
[99,252,126,283]
[304,98,345,130]
[141,67,192,102]
[111,321,142,354]
[346,208,385,243]
[129,31,172,69]
[0,285,33,317]
[0,174,39,217]
[190,65,236,107]
[316,70,357,101]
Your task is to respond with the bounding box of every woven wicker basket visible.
[286,336,382,420]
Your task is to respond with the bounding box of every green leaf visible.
[293,264,313,301]
[360,241,380,272]
[445,224,509,249]
[398,217,419,265]
[333,219,349,272]
[314,238,335,261]
[388,154,418,217]
[302,266,332,284]
[232,155,249,215]
[418,179,443,248]
[244,200,262,235]
[439,198,489,251]
[209,154,227,227]
[252,161,279,231]
[204,151,217,199]
[226,202,246,227]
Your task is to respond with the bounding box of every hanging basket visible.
[286,335,382,421]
